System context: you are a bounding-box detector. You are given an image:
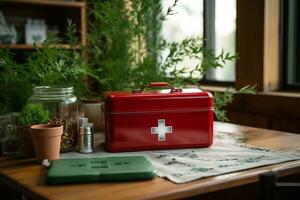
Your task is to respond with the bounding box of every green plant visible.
[18,103,49,126]
[0,20,96,114]
[26,20,95,98]
[89,0,255,121]
[0,0,255,122]
[213,86,256,121]
[0,49,33,114]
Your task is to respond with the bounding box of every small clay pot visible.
[17,125,35,158]
[30,124,63,164]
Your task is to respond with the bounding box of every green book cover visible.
[47,156,157,184]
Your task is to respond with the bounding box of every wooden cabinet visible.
[0,0,87,50]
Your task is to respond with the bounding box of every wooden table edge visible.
[141,160,300,200]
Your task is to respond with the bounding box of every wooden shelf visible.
[0,44,80,50]
[0,0,87,45]
[0,0,85,8]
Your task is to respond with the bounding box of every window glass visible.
[161,0,204,41]
[210,0,236,82]
[161,0,204,78]
[161,0,236,82]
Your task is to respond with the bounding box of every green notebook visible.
[47,156,157,184]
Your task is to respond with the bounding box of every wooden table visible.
[1,122,300,200]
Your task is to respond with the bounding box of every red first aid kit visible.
[104,82,214,152]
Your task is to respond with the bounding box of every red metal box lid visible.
[105,85,213,114]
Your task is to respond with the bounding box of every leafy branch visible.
[88,0,256,121]
[159,0,179,20]
[213,85,256,121]
[0,21,94,113]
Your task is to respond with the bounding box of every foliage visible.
[0,49,32,114]
[26,20,94,98]
[89,0,255,121]
[89,0,133,92]
[0,21,94,114]
[0,0,255,122]
[213,85,256,121]
[18,103,49,126]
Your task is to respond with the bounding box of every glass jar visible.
[1,113,21,155]
[2,124,21,155]
[28,86,78,152]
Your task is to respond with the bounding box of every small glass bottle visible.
[28,86,78,152]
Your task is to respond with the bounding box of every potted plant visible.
[18,103,63,163]
[17,103,49,157]
[0,21,100,152]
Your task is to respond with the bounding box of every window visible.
[281,0,300,89]
[161,0,204,78]
[161,0,204,42]
[207,0,236,82]
[161,0,236,82]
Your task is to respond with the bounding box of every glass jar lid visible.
[33,85,74,97]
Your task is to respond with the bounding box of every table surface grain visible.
[1,122,300,200]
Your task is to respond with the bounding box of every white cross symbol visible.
[151,119,172,141]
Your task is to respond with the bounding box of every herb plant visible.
[0,49,33,114]
[89,0,255,121]
[18,103,49,126]
[0,0,255,122]
[0,21,95,114]
[26,20,95,98]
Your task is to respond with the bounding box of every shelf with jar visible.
[0,0,87,48]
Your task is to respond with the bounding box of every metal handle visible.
[133,82,182,93]
[148,82,171,87]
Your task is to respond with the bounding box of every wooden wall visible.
[221,0,300,134]
[226,93,300,133]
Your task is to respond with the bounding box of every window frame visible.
[202,0,236,84]
[280,0,300,90]
[202,0,300,133]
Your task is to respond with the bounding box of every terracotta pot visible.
[17,125,35,158]
[81,98,104,131]
[30,124,63,164]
